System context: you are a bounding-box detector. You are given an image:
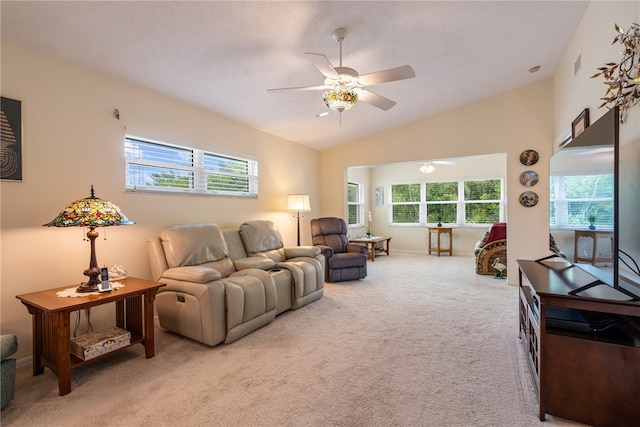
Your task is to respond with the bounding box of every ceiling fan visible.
[418,160,456,173]
[267,28,415,118]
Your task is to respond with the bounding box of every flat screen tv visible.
[547,106,640,300]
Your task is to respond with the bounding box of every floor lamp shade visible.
[287,194,311,246]
[287,194,311,212]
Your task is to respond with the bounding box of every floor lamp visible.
[287,194,311,246]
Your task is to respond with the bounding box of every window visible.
[463,179,501,224]
[347,182,364,226]
[390,179,503,226]
[426,182,458,223]
[390,183,421,224]
[125,134,258,197]
[550,173,613,228]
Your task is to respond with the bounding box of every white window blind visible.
[124,134,258,197]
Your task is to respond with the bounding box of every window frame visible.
[124,132,258,198]
[550,172,614,229]
[389,178,504,227]
[347,181,364,227]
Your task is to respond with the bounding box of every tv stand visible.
[518,260,640,426]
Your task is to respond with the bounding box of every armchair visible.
[310,217,367,282]
[1,334,18,408]
[474,222,507,276]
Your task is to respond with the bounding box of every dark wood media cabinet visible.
[517,260,640,426]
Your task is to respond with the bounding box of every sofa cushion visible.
[239,220,284,254]
[161,223,229,268]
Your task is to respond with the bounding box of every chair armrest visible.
[1,335,18,361]
[161,266,222,283]
[284,246,321,258]
[234,256,276,271]
[347,243,367,254]
[314,245,334,259]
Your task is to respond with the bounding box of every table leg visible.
[369,242,376,261]
[55,311,72,396]
[385,238,390,256]
[144,289,159,359]
[28,306,44,376]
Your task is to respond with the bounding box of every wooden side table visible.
[428,227,453,256]
[573,229,613,265]
[16,277,165,396]
[349,236,392,262]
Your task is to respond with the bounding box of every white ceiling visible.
[1,1,589,151]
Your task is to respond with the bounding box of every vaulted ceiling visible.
[1,1,589,150]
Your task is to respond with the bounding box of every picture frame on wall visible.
[519,149,539,166]
[571,108,589,139]
[1,96,22,181]
[375,186,384,206]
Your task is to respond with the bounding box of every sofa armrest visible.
[284,246,321,258]
[347,243,367,254]
[161,266,222,283]
[234,256,276,271]
[147,237,170,282]
[1,335,18,361]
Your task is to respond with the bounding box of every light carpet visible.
[1,253,586,426]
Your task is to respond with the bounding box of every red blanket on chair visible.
[485,222,506,244]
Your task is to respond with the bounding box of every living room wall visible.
[0,44,321,360]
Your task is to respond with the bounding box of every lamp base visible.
[77,267,101,293]
[76,282,99,293]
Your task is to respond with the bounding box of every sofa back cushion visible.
[161,223,229,268]
[239,220,287,262]
[310,217,349,253]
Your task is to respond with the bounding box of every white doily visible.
[56,282,125,298]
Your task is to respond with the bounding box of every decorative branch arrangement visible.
[591,23,640,123]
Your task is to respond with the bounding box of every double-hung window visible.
[390,183,421,224]
[550,173,613,228]
[390,178,503,226]
[124,134,258,197]
[347,182,364,226]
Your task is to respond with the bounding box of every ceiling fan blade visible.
[316,105,330,118]
[267,85,327,92]
[305,53,339,79]
[358,65,415,86]
[358,89,396,111]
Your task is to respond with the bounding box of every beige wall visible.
[1,44,320,359]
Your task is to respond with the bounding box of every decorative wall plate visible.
[519,191,539,207]
[520,149,539,166]
[519,170,539,187]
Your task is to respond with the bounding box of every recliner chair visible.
[310,217,367,282]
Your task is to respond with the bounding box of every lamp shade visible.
[287,194,311,212]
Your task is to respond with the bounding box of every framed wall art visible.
[1,96,22,181]
[375,186,384,206]
[571,108,589,139]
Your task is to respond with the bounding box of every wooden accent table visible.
[573,229,614,265]
[16,277,165,396]
[349,236,392,261]
[428,227,452,256]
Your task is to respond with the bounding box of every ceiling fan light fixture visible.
[323,89,358,112]
[420,162,435,173]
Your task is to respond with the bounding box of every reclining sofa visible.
[147,220,324,347]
